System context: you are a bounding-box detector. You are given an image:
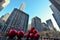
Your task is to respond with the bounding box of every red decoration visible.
[34,33,40,38]
[32,29,37,34]
[29,27,36,33]
[31,27,35,30]
[17,30,24,38]
[25,33,30,38]
[8,29,17,38]
[29,33,34,38]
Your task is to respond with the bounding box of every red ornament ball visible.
[17,30,24,38]
[8,29,17,37]
[32,29,37,34]
[30,33,34,38]
[25,33,30,38]
[34,33,40,38]
[31,27,35,30]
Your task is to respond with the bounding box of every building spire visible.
[20,2,25,11]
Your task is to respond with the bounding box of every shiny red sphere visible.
[29,27,36,33]
[34,33,40,38]
[30,33,34,38]
[17,30,24,38]
[25,33,30,38]
[29,30,33,33]
[8,29,17,37]
[32,29,37,34]
[31,27,35,30]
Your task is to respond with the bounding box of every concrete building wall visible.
[31,16,43,32]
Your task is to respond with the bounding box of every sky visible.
[0,0,60,31]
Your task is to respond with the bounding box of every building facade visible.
[31,16,43,32]
[46,19,56,31]
[2,8,29,33]
[0,13,10,22]
[0,0,10,11]
[0,19,5,32]
[50,5,60,28]
[42,23,50,31]
[49,0,60,11]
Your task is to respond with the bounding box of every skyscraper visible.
[50,5,60,28]
[46,19,56,31]
[2,8,29,33]
[0,0,10,11]
[0,19,5,32]
[20,2,25,11]
[49,0,60,11]
[42,23,50,31]
[31,16,43,32]
[0,13,10,22]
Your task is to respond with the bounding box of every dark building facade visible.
[0,19,5,32]
[42,23,50,31]
[46,19,56,31]
[49,0,60,11]
[50,5,60,28]
[31,16,43,32]
[52,14,60,28]
[2,8,29,33]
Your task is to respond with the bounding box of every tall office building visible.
[42,23,50,31]
[46,19,56,31]
[0,19,5,32]
[0,13,10,22]
[31,16,43,32]
[0,0,10,11]
[49,0,60,11]
[50,5,60,28]
[2,8,29,33]
[20,2,25,11]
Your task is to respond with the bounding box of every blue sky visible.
[0,0,52,23]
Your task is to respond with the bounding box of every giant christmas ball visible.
[29,27,35,33]
[31,27,35,30]
[25,33,30,38]
[29,33,34,38]
[32,29,37,34]
[8,29,17,38]
[34,33,40,38]
[17,30,24,38]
